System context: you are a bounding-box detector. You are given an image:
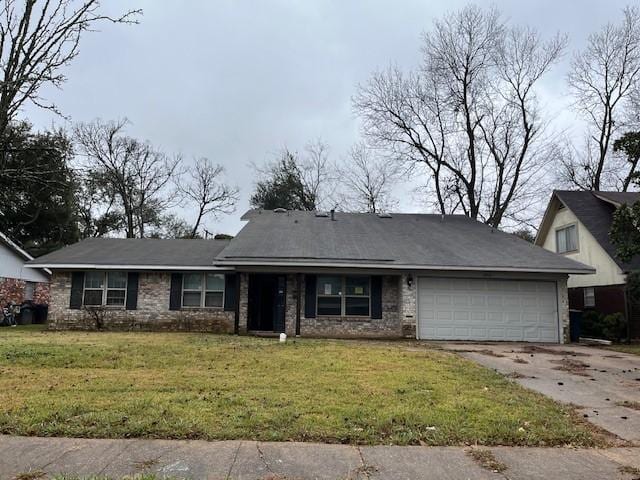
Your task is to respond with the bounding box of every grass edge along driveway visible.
[0,327,607,447]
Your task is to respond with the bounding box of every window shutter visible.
[169,273,183,311]
[224,273,237,311]
[69,272,85,310]
[126,272,139,310]
[304,274,317,318]
[371,276,382,319]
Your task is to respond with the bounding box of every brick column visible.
[238,273,249,334]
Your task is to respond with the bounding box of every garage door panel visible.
[418,277,559,342]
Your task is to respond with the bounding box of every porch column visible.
[237,272,249,334]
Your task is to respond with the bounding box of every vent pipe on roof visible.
[330,209,335,221]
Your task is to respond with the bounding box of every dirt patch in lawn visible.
[550,358,591,376]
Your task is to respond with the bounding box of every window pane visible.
[584,287,595,307]
[106,289,126,306]
[345,276,369,296]
[107,272,127,289]
[183,273,202,290]
[556,229,567,253]
[317,276,342,296]
[85,272,104,289]
[346,296,370,316]
[183,291,202,307]
[205,291,223,307]
[206,273,225,291]
[317,296,341,315]
[83,290,103,306]
[566,225,577,251]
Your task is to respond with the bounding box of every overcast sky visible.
[23,0,633,235]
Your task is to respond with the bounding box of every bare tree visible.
[565,6,640,190]
[0,0,140,140]
[177,158,239,238]
[353,5,566,227]
[338,143,400,213]
[74,119,181,238]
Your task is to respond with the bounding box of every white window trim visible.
[584,287,596,308]
[83,271,127,307]
[555,223,579,254]
[316,275,371,317]
[181,272,225,309]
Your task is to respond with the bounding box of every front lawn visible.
[605,344,640,356]
[0,326,602,446]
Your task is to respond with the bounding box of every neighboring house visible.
[0,231,51,305]
[27,210,593,343]
[535,190,640,337]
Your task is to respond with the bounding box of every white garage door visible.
[417,277,559,342]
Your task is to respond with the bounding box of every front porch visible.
[236,272,409,338]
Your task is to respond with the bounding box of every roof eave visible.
[213,259,595,275]
[26,263,234,271]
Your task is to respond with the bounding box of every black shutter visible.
[169,273,183,310]
[69,272,85,309]
[224,273,237,311]
[126,272,139,310]
[304,274,317,318]
[371,276,382,319]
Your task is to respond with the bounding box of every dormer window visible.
[556,224,578,254]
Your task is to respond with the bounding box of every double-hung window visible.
[83,272,127,306]
[317,275,370,316]
[584,287,595,308]
[182,273,225,308]
[556,224,578,253]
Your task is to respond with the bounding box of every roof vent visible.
[377,213,392,218]
[273,208,287,213]
[315,211,329,217]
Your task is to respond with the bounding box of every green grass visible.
[605,343,640,355]
[0,326,602,446]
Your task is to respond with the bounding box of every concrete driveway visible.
[440,343,640,444]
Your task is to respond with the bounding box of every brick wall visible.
[557,276,570,344]
[399,274,416,338]
[48,271,234,333]
[299,275,403,338]
[0,277,50,305]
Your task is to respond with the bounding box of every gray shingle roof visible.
[27,238,230,269]
[554,190,640,272]
[216,210,593,273]
[593,191,640,206]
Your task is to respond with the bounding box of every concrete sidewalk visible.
[1,436,640,480]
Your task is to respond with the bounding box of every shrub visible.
[580,310,627,342]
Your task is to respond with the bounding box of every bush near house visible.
[581,311,627,342]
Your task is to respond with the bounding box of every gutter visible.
[212,260,595,275]
[26,264,233,271]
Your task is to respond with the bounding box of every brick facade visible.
[0,277,50,305]
[47,270,571,342]
[48,271,234,332]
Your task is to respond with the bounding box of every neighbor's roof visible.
[0,231,35,262]
[216,210,593,274]
[545,191,640,272]
[592,191,640,207]
[27,238,231,270]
